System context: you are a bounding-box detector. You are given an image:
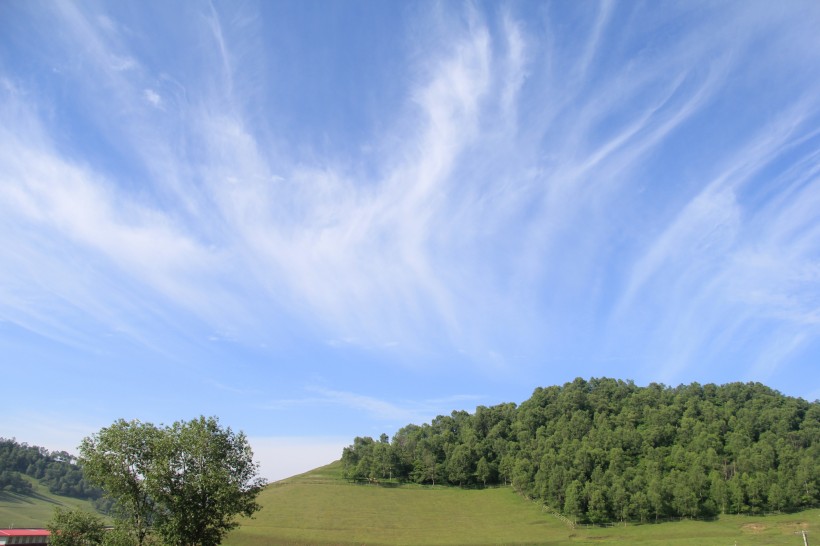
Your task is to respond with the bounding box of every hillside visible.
[0,474,104,528]
[342,378,820,523]
[8,458,815,544]
[0,438,109,527]
[226,461,818,546]
[0,438,105,503]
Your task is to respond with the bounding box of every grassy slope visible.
[226,461,818,546]
[0,475,102,528]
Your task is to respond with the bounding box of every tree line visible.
[342,378,819,523]
[0,438,107,508]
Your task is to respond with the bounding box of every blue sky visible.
[1,1,819,481]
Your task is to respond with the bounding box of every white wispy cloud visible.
[613,89,820,382]
[264,386,482,426]
[2,1,819,391]
[143,88,162,107]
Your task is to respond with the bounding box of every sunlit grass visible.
[226,461,818,545]
[0,475,103,528]
[4,464,814,544]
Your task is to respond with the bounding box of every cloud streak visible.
[264,386,482,426]
[2,1,820,403]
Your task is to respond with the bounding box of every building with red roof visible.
[0,530,50,546]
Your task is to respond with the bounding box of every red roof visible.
[0,530,50,537]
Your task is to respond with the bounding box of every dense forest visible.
[0,438,110,511]
[342,378,819,523]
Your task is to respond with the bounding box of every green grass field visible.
[226,461,818,546]
[0,475,101,528]
[3,464,815,544]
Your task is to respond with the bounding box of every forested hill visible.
[0,438,107,509]
[342,378,820,523]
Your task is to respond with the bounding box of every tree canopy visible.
[0,438,104,504]
[149,417,266,546]
[47,508,106,546]
[79,416,266,546]
[342,378,820,523]
[79,419,160,546]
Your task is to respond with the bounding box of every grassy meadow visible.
[2,462,815,545]
[0,475,101,528]
[226,461,818,546]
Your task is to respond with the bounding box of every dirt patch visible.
[741,523,766,532]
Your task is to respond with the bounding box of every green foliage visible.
[341,378,820,523]
[0,438,103,501]
[0,469,33,494]
[80,416,266,546]
[79,420,160,546]
[475,456,491,486]
[100,526,139,546]
[150,417,266,546]
[47,508,106,546]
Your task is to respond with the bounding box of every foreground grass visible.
[0,475,101,528]
[226,461,818,546]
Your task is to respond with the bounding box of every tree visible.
[149,416,266,546]
[374,439,395,480]
[0,469,32,494]
[630,490,651,523]
[498,454,515,486]
[709,470,728,514]
[446,445,472,486]
[585,481,609,524]
[647,474,667,522]
[341,436,375,481]
[563,480,584,522]
[80,416,266,546]
[728,474,746,513]
[475,456,491,487]
[609,476,629,522]
[412,440,441,485]
[79,419,161,546]
[47,508,106,546]
[670,469,698,518]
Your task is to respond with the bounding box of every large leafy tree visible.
[149,416,266,546]
[79,419,161,546]
[79,416,266,546]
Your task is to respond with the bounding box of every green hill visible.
[342,379,820,523]
[225,460,818,546]
[0,474,104,528]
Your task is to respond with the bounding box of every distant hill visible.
[0,473,104,528]
[0,438,104,500]
[0,438,110,527]
[342,378,820,524]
